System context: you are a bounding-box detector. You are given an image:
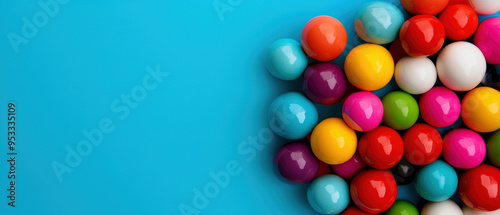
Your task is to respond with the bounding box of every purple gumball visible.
[273,142,320,183]
[303,62,348,105]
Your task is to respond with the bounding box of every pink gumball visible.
[419,86,461,128]
[474,17,500,65]
[342,91,384,131]
[331,152,366,180]
[443,128,486,169]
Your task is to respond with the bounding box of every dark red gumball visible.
[350,169,398,213]
[459,164,500,212]
[341,206,377,215]
[438,4,478,41]
[403,123,443,165]
[358,126,404,169]
[399,15,446,57]
[389,38,407,64]
[315,161,331,177]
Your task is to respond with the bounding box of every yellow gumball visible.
[462,87,500,133]
[344,44,394,91]
[310,118,357,165]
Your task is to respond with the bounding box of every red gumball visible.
[403,123,443,165]
[316,161,331,177]
[459,164,500,212]
[341,206,377,215]
[399,15,446,57]
[389,38,407,64]
[358,126,404,169]
[438,4,478,41]
[401,0,449,15]
[350,169,398,213]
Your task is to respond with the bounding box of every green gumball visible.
[487,130,500,167]
[382,91,419,130]
[385,200,419,215]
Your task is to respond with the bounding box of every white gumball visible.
[436,41,486,91]
[470,0,500,15]
[395,56,437,94]
[463,205,500,215]
[422,200,463,215]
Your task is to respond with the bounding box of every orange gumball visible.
[400,0,449,15]
[301,16,347,61]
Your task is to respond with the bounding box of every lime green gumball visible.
[487,130,500,167]
[382,91,419,130]
[385,200,419,215]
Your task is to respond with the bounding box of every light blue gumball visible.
[307,174,350,214]
[415,160,458,202]
[268,92,318,140]
[265,38,308,80]
[354,1,404,44]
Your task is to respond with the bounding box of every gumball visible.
[316,161,332,177]
[301,16,347,61]
[311,118,357,165]
[268,92,318,139]
[481,65,499,88]
[419,86,461,128]
[468,0,500,15]
[403,123,443,165]
[344,44,394,91]
[487,130,500,167]
[340,207,375,215]
[415,160,458,202]
[390,158,417,185]
[474,17,500,65]
[382,91,419,130]
[273,142,319,183]
[421,200,463,215]
[354,1,404,44]
[437,42,486,91]
[385,200,419,215]
[331,152,367,180]
[459,164,500,211]
[461,87,500,133]
[342,91,384,131]
[350,169,398,213]
[303,62,347,105]
[389,38,407,64]
[443,128,486,169]
[265,38,308,80]
[307,174,350,214]
[395,56,437,94]
[438,4,478,41]
[463,205,500,215]
[400,0,449,15]
[399,15,445,57]
[358,126,404,169]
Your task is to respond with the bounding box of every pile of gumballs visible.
[267,0,500,214]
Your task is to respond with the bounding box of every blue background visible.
[0,1,499,214]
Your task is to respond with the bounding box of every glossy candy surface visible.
[403,123,443,165]
[400,0,449,15]
[344,44,395,91]
[301,16,347,61]
[395,56,437,94]
[358,126,404,169]
[415,160,458,202]
[487,130,500,167]
[340,207,375,215]
[461,87,500,133]
[385,200,419,215]
[421,200,463,215]
[354,1,404,44]
[468,0,500,15]
[342,91,384,131]
[399,15,445,57]
[443,128,486,169]
[350,169,398,213]
[331,152,367,180]
[268,92,318,139]
[303,62,347,105]
[265,38,308,80]
[438,4,478,41]
[437,41,487,91]
[390,158,417,185]
[273,142,319,183]
[307,174,350,214]
[311,118,357,165]
[463,205,500,215]
[474,17,500,65]
[459,164,500,211]
[419,86,461,128]
[382,91,419,130]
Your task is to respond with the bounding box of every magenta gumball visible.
[303,62,348,105]
[331,152,367,180]
[474,17,500,65]
[419,86,461,128]
[443,128,486,169]
[342,91,383,131]
[273,142,320,183]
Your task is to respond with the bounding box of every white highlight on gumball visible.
[422,200,463,215]
[437,41,486,91]
[395,56,437,95]
[463,205,500,215]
